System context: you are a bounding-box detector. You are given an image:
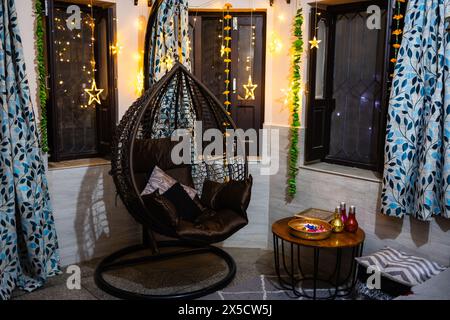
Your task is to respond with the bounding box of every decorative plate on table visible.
[288,218,332,240]
[294,208,334,222]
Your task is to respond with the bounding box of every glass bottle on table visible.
[340,202,347,224]
[345,205,359,233]
[331,206,344,233]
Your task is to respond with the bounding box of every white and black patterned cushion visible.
[355,247,447,286]
[141,166,197,199]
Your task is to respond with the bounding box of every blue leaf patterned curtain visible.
[0,0,60,299]
[145,0,193,138]
[381,0,450,221]
[147,0,191,85]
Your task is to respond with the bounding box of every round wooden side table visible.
[272,217,365,300]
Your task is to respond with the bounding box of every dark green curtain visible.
[0,0,60,300]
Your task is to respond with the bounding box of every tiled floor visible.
[11,247,276,300]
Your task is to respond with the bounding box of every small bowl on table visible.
[288,218,332,241]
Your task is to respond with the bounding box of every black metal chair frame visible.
[95,238,236,300]
[94,64,248,300]
[94,1,249,298]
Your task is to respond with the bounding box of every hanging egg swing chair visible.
[94,0,252,300]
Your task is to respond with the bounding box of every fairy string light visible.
[243,7,257,100]
[84,0,104,106]
[308,0,321,49]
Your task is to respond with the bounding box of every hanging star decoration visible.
[84,0,104,107]
[85,79,104,105]
[309,36,321,49]
[220,44,226,57]
[243,75,258,100]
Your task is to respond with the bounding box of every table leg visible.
[332,248,342,299]
[297,244,306,279]
[335,242,364,297]
[273,234,292,290]
[273,234,279,276]
[290,243,296,291]
[313,248,319,300]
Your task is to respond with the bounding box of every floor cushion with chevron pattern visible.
[355,247,447,287]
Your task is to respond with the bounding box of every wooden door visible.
[45,0,117,161]
[189,11,266,132]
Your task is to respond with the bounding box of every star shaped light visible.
[84,79,104,105]
[220,44,226,57]
[309,36,321,49]
[243,75,258,100]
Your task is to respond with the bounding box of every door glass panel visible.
[53,5,98,157]
[315,18,327,99]
[189,12,265,133]
[97,17,109,100]
[328,10,386,166]
[236,24,255,100]
[200,17,226,100]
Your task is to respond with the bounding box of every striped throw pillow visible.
[356,247,447,286]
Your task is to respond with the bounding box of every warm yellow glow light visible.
[85,79,104,105]
[111,42,123,55]
[309,36,321,49]
[269,32,283,54]
[136,69,144,96]
[243,75,258,100]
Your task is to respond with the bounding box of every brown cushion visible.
[161,183,202,222]
[177,208,247,243]
[214,175,253,216]
[166,166,194,188]
[133,138,180,173]
[200,180,226,208]
[141,192,179,228]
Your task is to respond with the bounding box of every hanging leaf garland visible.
[35,0,49,153]
[287,8,304,198]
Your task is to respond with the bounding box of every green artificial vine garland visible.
[35,0,49,153]
[287,8,304,198]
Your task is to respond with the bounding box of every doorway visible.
[305,1,388,170]
[188,11,266,132]
[45,0,118,161]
